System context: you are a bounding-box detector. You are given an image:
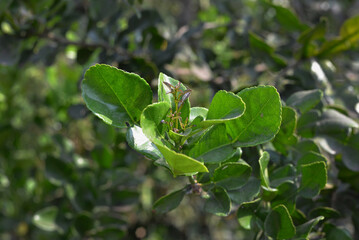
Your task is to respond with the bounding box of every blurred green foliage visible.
[1,0,359,239]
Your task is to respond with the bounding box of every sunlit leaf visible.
[226,86,282,147]
[33,207,59,232]
[200,90,245,127]
[82,64,152,127]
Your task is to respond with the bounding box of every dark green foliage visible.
[1,0,359,239]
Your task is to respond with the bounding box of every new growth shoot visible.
[161,81,192,133]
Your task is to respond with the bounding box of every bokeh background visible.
[1,0,359,239]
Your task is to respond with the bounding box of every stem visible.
[188,175,196,185]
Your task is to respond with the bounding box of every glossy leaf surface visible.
[126,125,163,161]
[140,102,171,145]
[294,216,324,239]
[189,107,208,122]
[226,86,282,147]
[259,151,271,188]
[299,162,327,198]
[213,161,252,190]
[228,178,261,205]
[156,144,208,176]
[188,124,233,163]
[237,199,260,230]
[153,188,186,213]
[82,64,152,127]
[264,205,295,239]
[204,186,231,216]
[201,90,245,127]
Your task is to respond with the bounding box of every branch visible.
[19,30,134,59]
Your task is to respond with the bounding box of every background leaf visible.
[318,15,359,58]
[286,89,323,114]
[33,207,59,232]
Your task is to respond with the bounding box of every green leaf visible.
[237,199,261,230]
[309,207,340,220]
[140,102,171,145]
[188,124,234,164]
[153,188,186,213]
[228,178,261,205]
[341,133,359,171]
[294,216,324,239]
[91,145,114,169]
[264,205,296,239]
[270,164,296,187]
[297,151,327,168]
[33,206,59,232]
[272,106,298,155]
[45,156,73,185]
[226,86,282,147]
[155,144,208,176]
[259,151,278,200]
[315,109,359,137]
[316,133,359,172]
[324,223,353,240]
[298,18,327,58]
[204,186,231,216]
[249,33,286,70]
[189,107,208,122]
[271,181,297,213]
[317,15,359,58]
[270,4,308,32]
[200,90,245,127]
[249,33,273,54]
[299,162,327,198]
[213,161,252,190]
[158,73,190,121]
[277,106,297,137]
[126,125,163,161]
[82,64,152,128]
[259,151,271,188]
[286,89,323,114]
[296,110,320,138]
[294,140,321,155]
